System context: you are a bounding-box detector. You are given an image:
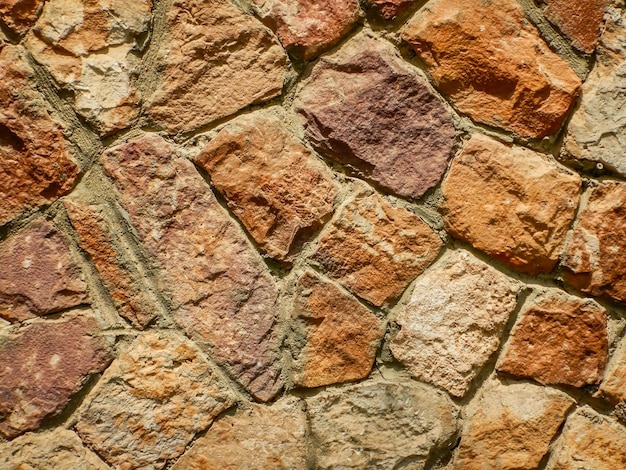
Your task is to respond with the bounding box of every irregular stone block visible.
[498,289,608,387]
[195,113,337,261]
[402,0,581,138]
[102,134,282,401]
[541,0,608,53]
[0,220,88,323]
[0,310,111,439]
[172,397,307,470]
[76,331,236,470]
[312,187,443,306]
[365,0,417,20]
[290,270,384,388]
[600,333,626,403]
[453,380,574,470]
[306,378,458,469]
[0,0,45,35]
[296,32,455,199]
[391,249,520,397]
[563,181,626,302]
[147,0,288,134]
[0,45,79,226]
[252,0,361,59]
[441,134,581,275]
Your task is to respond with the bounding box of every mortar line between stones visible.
[535,398,579,470]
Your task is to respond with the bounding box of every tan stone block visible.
[600,334,626,403]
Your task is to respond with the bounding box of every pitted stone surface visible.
[296,32,455,199]
[402,0,582,138]
[0,0,45,35]
[541,0,608,53]
[366,0,417,20]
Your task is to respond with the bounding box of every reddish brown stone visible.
[0,0,44,35]
[290,270,384,388]
[252,0,361,59]
[65,199,155,328]
[441,134,581,275]
[0,45,79,226]
[563,181,626,303]
[296,32,455,199]
[195,114,337,261]
[401,0,582,138]
[147,0,288,134]
[366,0,416,20]
[0,220,88,323]
[102,134,282,401]
[542,0,608,53]
[0,310,111,439]
[312,187,443,306]
[498,289,608,387]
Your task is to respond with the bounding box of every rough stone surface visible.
[0,45,79,226]
[366,0,416,20]
[563,181,626,302]
[0,0,45,35]
[195,113,337,260]
[147,0,288,134]
[563,7,626,176]
[545,406,626,470]
[498,289,608,387]
[441,134,581,275]
[252,0,361,59]
[25,0,152,135]
[290,270,384,388]
[102,134,282,401]
[76,331,236,470]
[453,380,574,470]
[65,199,155,328]
[0,220,88,323]
[312,187,443,306]
[402,0,582,138]
[172,397,307,470]
[0,428,109,469]
[391,249,520,397]
[306,378,458,469]
[0,311,110,439]
[541,0,608,53]
[600,333,626,403]
[296,32,455,199]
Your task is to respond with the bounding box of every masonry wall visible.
[1,0,625,468]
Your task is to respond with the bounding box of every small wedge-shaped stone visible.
[296,32,455,199]
[365,0,417,20]
[0,0,45,35]
[441,134,581,275]
[600,332,626,403]
[195,113,337,260]
[391,249,520,397]
[402,0,581,138]
[147,0,288,134]
[76,331,236,470]
[540,0,608,53]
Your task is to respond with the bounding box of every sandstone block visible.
[441,134,581,275]
[600,333,626,403]
[195,114,337,260]
[402,0,581,138]
[365,0,417,20]
[391,249,520,397]
[307,379,458,469]
[147,0,288,134]
[312,187,443,306]
[296,32,455,199]
[76,331,236,470]
[541,0,608,53]
[102,134,282,401]
[0,0,45,35]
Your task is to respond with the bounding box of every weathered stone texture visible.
[290,270,384,388]
[25,0,152,135]
[76,331,236,470]
[498,290,608,387]
[441,134,581,275]
[0,220,87,323]
[252,0,361,59]
[102,134,282,401]
[296,32,455,199]
[312,188,443,306]
[0,0,45,35]
[172,397,307,470]
[147,0,287,134]
[402,0,582,138]
[545,407,626,470]
[600,334,626,403]
[195,114,337,261]
[366,0,416,20]
[563,181,626,302]
[306,379,458,469]
[0,45,79,226]
[541,0,608,53]
[453,380,574,470]
[0,311,110,439]
[391,249,519,397]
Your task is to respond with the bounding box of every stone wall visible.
[1,0,625,468]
